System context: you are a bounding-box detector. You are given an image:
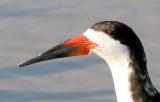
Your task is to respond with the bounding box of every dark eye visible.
[81,41,88,45]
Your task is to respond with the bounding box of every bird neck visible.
[84,28,159,101]
[106,55,159,102]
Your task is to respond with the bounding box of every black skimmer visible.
[18,21,160,102]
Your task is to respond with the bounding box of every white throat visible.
[84,29,134,102]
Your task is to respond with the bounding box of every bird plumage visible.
[19,21,160,102]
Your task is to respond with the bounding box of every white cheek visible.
[84,29,130,65]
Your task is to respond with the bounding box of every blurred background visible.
[0,0,160,102]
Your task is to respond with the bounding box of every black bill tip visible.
[18,56,43,68]
[18,61,33,68]
[18,63,27,68]
[18,46,80,68]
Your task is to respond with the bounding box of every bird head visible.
[18,21,145,68]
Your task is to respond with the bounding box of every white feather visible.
[84,29,134,102]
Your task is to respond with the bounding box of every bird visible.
[18,21,160,102]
